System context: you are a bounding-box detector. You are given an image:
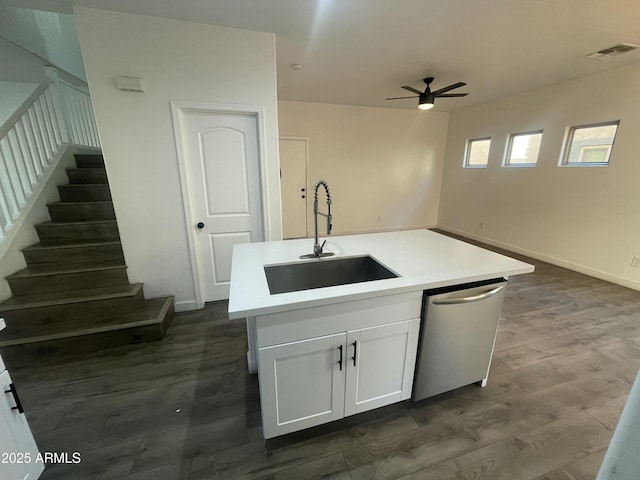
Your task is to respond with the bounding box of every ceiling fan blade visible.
[435,93,469,98]
[431,82,467,95]
[401,86,423,95]
[386,96,419,100]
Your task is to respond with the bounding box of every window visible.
[562,121,619,166]
[505,131,543,166]
[464,137,491,167]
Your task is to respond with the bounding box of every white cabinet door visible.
[258,333,346,439]
[257,316,422,438]
[0,370,43,480]
[0,425,29,480]
[344,319,420,417]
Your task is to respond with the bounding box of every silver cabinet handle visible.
[432,286,504,305]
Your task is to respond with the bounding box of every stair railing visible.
[0,67,100,244]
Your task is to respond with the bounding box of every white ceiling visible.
[17,0,640,111]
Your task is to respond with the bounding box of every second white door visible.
[279,138,307,239]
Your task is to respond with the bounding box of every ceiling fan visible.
[386,77,468,110]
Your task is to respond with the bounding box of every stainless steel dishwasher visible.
[412,278,507,401]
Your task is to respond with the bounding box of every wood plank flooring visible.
[7,239,640,479]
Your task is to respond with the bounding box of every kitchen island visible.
[228,229,534,438]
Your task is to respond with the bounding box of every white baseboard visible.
[437,225,640,292]
[247,351,257,374]
[333,224,435,237]
[174,299,198,312]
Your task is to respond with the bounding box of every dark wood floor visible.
[8,244,640,479]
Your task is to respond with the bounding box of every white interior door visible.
[279,138,307,239]
[174,107,264,303]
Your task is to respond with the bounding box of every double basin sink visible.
[264,255,398,295]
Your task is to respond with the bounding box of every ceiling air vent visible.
[586,43,639,59]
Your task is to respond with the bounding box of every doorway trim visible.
[171,100,269,309]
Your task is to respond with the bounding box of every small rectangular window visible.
[464,137,491,168]
[505,131,543,167]
[562,121,619,166]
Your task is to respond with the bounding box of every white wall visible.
[0,37,47,84]
[74,8,280,311]
[0,3,86,81]
[439,62,640,289]
[0,36,85,89]
[0,81,38,126]
[278,101,449,235]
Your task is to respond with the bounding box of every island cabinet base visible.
[1,346,44,480]
[255,292,421,439]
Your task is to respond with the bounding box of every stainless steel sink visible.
[264,255,399,294]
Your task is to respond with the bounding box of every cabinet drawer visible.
[256,291,422,347]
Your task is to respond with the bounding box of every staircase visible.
[0,153,174,365]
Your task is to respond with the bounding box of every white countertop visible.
[228,229,534,319]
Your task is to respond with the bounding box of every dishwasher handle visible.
[431,285,504,305]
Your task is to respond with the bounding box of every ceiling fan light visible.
[418,93,434,110]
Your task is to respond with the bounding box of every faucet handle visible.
[321,239,327,251]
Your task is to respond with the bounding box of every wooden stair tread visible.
[0,284,143,311]
[47,201,113,206]
[35,222,121,249]
[74,154,104,164]
[59,184,107,187]
[38,219,117,226]
[66,168,106,172]
[23,240,121,251]
[7,261,126,279]
[0,297,173,347]
[65,167,108,185]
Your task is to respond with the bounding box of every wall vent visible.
[586,43,639,59]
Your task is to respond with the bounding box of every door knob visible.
[301,195,306,199]
[301,188,306,192]
[196,222,205,229]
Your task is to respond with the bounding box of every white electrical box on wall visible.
[116,76,144,92]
